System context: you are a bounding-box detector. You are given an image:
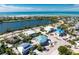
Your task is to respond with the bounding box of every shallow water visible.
[0,12,79,16]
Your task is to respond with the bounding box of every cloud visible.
[0,4,79,12]
[0,4,64,12]
[63,4,79,12]
[0,4,44,12]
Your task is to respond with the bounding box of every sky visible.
[0,4,79,12]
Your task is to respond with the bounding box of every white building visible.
[7,44,13,48]
[32,27,41,33]
[75,41,79,49]
[12,48,20,55]
[23,29,36,36]
[75,22,79,30]
[17,43,33,55]
[44,26,54,33]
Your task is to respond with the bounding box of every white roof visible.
[12,48,19,54]
[33,49,42,55]
[32,28,40,33]
[7,44,13,47]
[24,29,35,35]
[76,41,79,46]
[17,47,23,54]
[75,22,79,28]
[44,26,53,32]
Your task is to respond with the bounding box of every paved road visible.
[42,34,71,55]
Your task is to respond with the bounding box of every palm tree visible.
[5,47,13,55]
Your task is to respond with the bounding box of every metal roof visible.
[36,35,48,44]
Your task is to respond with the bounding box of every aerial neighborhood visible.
[0,16,79,55]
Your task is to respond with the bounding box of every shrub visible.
[68,40,76,45]
[58,46,72,55]
[37,45,44,52]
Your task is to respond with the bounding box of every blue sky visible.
[0,4,79,12]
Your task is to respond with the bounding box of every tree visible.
[5,47,13,55]
[60,24,69,31]
[68,40,76,45]
[58,46,72,55]
[29,48,36,55]
[19,33,32,43]
[0,20,3,23]
[65,45,71,48]
[0,41,7,54]
[73,37,79,41]
[51,17,58,23]
[37,45,44,52]
[34,45,38,49]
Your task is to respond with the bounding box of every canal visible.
[0,19,53,33]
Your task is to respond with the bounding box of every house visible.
[75,22,79,30]
[32,27,41,33]
[7,44,13,47]
[75,41,79,49]
[23,29,36,36]
[35,35,48,45]
[55,28,65,36]
[75,32,79,36]
[12,48,20,55]
[44,26,55,33]
[5,36,21,44]
[17,43,33,55]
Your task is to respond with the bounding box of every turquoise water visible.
[0,12,79,16]
[0,19,52,33]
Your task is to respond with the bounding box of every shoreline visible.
[0,19,31,23]
[0,14,79,17]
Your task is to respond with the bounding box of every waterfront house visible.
[55,28,65,36]
[35,35,48,45]
[17,43,33,55]
[44,26,55,33]
[23,29,36,36]
[32,27,41,33]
